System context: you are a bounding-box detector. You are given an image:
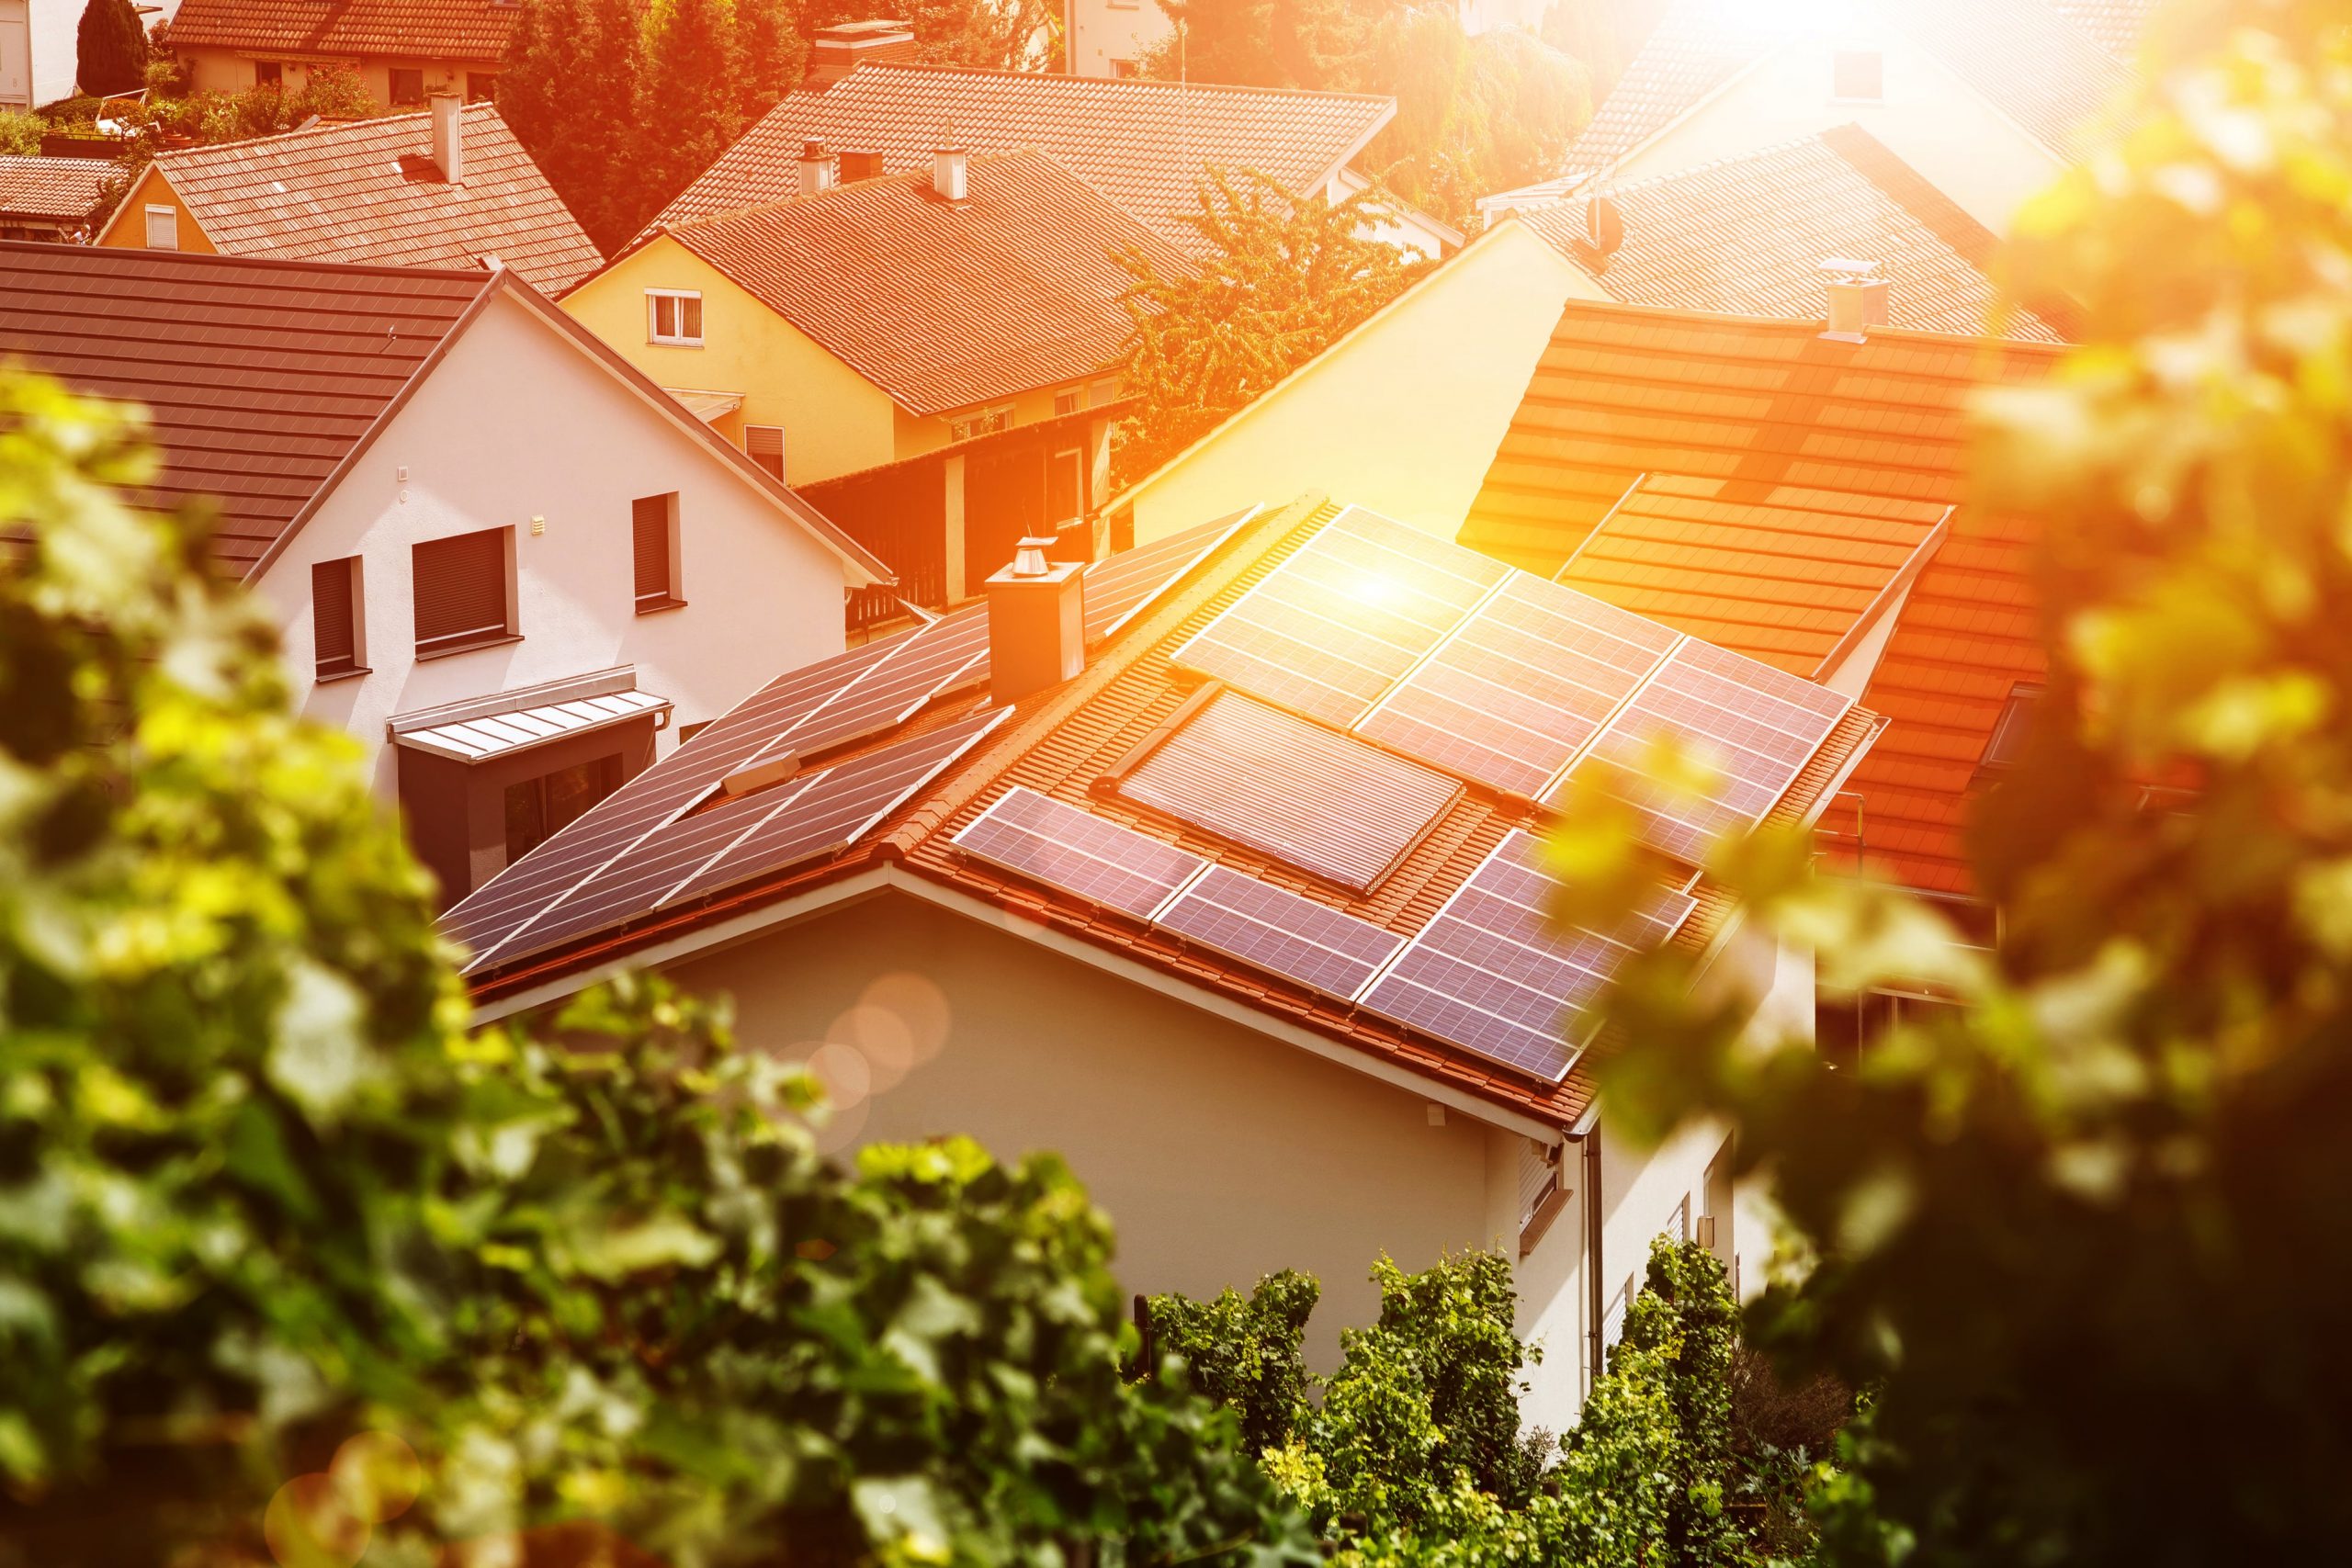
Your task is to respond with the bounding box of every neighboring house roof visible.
[1461,297,2062,897]
[649,63,1396,248]
[165,0,519,62]
[0,156,113,224]
[0,242,888,583]
[450,498,1881,1131]
[645,150,1190,417]
[106,105,601,296]
[2049,0,2161,57]
[1562,0,2128,175]
[1517,126,2073,343]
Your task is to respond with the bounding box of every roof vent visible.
[799,139,835,194]
[932,144,968,204]
[1820,257,1889,343]
[987,536,1085,705]
[806,18,918,88]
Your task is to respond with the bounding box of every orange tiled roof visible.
[454,501,1882,1129]
[1463,299,2060,897]
[145,105,600,296]
[649,63,1395,248]
[166,0,519,62]
[1520,126,2073,344]
[1564,0,2128,175]
[0,156,112,223]
[649,150,1189,417]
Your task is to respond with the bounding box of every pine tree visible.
[74,0,145,96]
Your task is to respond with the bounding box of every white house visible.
[0,0,79,109]
[448,497,1883,1427]
[0,240,891,906]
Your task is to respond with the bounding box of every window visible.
[1832,49,1883,101]
[466,72,497,102]
[1110,58,1140,78]
[676,720,711,744]
[390,67,425,106]
[1047,446,1085,525]
[632,492,683,612]
[255,61,282,87]
[1053,389,1081,417]
[948,405,1013,443]
[311,557,367,678]
[142,204,177,250]
[1088,376,1122,409]
[503,754,622,864]
[1601,1275,1634,1355]
[1664,1196,1689,1244]
[1981,682,2043,771]
[412,526,514,656]
[1818,987,1962,1070]
[646,289,703,345]
[744,423,786,480]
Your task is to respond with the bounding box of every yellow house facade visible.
[95,165,218,255]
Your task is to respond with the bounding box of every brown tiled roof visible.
[0,156,114,223]
[650,63,1395,248]
[1563,0,2129,174]
[138,105,600,295]
[166,0,519,62]
[0,241,486,571]
[1461,298,2060,897]
[456,500,1881,1130]
[651,150,1190,416]
[1520,127,2071,344]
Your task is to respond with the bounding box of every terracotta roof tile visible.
[650,63,1394,248]
[1521,127,2071,344]
[167,0,518,62]
[0,156,113,223]
[146,104,599,296]
[654,150,1187,416]
[0,241,484,573]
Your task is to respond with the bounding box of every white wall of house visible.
[1327,167,1456,261]
[249,288,853,797]
[1,0,81,108]
[1063,0,1171,78]
[1610,28,2064,234]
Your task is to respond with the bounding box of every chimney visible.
[430,92,463,185]
[987,536,1086,705]
[799,139,835,195]
[806,18,919,88]
[840,147,885,182]
[931,144,968,204]
[1819,257,1889,342]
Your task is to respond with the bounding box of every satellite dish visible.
[1583,195,1624,260]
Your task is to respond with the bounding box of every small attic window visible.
[1832,49,1883,102]
[1981,682,2043,771]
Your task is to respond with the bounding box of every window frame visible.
[466,72,497,103]
[254,61,283,87]
[142,204,178,251]
[632,491,685,614]
[947,404,1014,443]
[743,423,786,480]
[1052,389,1082,417]
[1830,48,1884,103]
[1046,444,1086,526]
[645,288,705,346]
[311,555,368,681]
[411,525,518,659]
[503,753,624,865]
[389,66,427,107]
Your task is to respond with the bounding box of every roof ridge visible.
[660,146,1056,233]
[159,100,501,164]
[850,61,1396,107]
[1547,291,2070,359]
[1576,126,1861,200]
[0,234,495,285]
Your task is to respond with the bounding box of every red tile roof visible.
[1520,127,2072,344]
[649,63,1395,248]
[1563,0,2128,175]
[166,0,519,62]
[648,150,1190,416]
[136,105,600,295]
[455,499,1881,1129]
[1462,299,2060,897]
[0,156,114,224]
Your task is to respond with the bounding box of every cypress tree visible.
[75,0,146,97]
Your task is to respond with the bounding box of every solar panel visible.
[953,786,1208,919]
[1357,831,1697,1082]
[1117,692,1460,891]
[1085,508,1257,644]
[1157,866,1406,998]
[1171,507,1506,728]
[767,607,992,759]
[1554,637,1854,862]
[1355,577,1682,797]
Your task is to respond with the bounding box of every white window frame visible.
[143,204,178,251]
[646,289,705,347]
[948,404,1014,443]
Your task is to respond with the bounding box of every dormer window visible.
[647,289,703,346]
[1980,682,2043,771]
[1833,49,1884,102]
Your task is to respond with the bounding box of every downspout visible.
[1582,1123,1604,1388]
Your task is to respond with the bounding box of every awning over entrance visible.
[390,672,672,764]
[662,387,745,423]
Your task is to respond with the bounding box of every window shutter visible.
[312,558,357,674]
[744,425,786,480]
[633,493,673,606]
[413,528,510,651]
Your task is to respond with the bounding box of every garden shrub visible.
[1143,1269,1319,1456]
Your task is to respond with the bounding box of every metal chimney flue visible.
[987,536,1085,705]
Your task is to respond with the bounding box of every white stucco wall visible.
[1064,0,1171,78]
[250,289,852,796]
[1612,29,2065,234]
[2,0,80,107]
[1115,222,1587,547]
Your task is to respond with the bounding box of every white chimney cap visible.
[1010,535,1055,577]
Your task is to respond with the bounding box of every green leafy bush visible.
[1144,1269,1320,1456]
[0,110,41,154]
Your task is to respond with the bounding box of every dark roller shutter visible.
[744,425,786,480]
[311,557,358,675]
[633,493,673,608]
[413,528,510,652]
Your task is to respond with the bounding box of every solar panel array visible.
[1357,832,1698,1082]
[1554,638,1853,862]
[1157,866,1407,998]
[1118,693,1461,891]
[954,785,1207,919]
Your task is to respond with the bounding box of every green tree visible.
[0,109,41,154]
[1112,167,1428,486]
[797,0,1061,71]
[74,0,144,96]
[1556,3,2352,1562]
[502,0,650,254]
[1144,1269,1320,1457]
[735,0,804,122]
[641,0,747,220]
[1147,0,1384,88]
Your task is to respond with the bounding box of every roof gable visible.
[650,63,1395,247]
[166,0,520,62]
[124,105,601,297]
[652,150,1188,416]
